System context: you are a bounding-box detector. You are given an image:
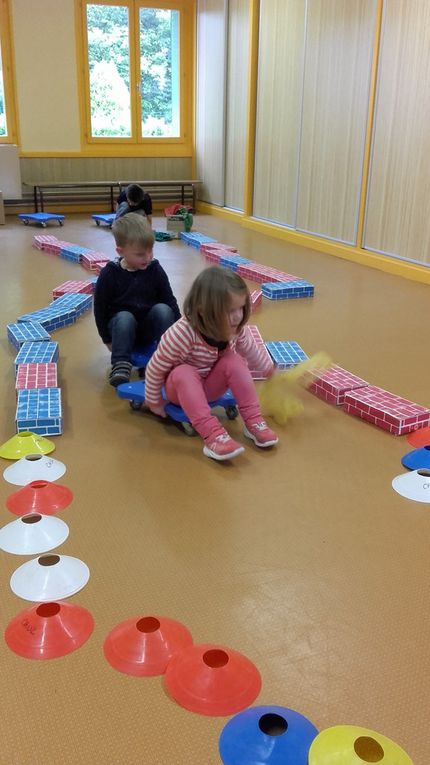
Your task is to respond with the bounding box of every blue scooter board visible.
[131,343,157,369]
[92,213,115,227]
[117,380,238,435]
[18,212,65,227]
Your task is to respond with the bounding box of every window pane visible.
[0,42,7,136]
[86,4,131,137]
[139,8,180,137]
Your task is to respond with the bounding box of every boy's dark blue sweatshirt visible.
[94,258,181,343]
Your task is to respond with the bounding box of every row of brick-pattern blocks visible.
[12,229,430,438]
[180,232,430,436]
[6,235,109,436]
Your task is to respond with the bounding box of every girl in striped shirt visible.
[145,266,278,461]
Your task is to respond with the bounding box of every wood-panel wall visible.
[363,0,430,265]
[296,0,375,243]
[196,0,430,271]
[253,0,305,225]
[195,0,227,205]
[224,0,249,211]
[19,157,193,185]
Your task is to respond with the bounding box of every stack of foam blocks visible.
[7,280,96,436]
[308,366,430,436]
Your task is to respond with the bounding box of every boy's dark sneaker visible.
[109,361,133,387]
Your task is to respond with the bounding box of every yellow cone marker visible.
[0,431,55,460]
[309,725,413,765]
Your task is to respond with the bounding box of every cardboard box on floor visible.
[166,214,187,233]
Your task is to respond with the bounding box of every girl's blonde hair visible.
[184,265,251,341]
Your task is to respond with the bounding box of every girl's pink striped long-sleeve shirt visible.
[144,317,274,408]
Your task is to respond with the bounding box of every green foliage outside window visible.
[87,3,179,139]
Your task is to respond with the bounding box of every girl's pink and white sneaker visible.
[243,421,278,448]
[203,433,245,461]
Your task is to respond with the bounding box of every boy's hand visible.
[147,402,167,418]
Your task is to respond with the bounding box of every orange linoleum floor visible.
[0,214,429,765]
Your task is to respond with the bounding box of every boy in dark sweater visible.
[115,183,152,228]
[94,213,180,387]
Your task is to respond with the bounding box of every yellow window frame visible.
[0,0,18,144]
[75,0,194,156]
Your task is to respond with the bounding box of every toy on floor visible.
[219,705,318,765]
[5,601,94,659]
[92,213,115,227]
[0,513,69,555]
[259,352,332,425]
[154,230,177,241]
[308,724,413,765]
[10,553,90,601]
[117,380,238,436]
[407,425,430,447]
[18,212,65,228]
[165,643,261,716]
[130,342,157,378]
[104,614,193,676]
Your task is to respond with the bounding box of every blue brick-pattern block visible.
[265,341,309,370]
[59,244,93,263]
[17,301,77,331]
[261,280,315,300]
[7,322,51,349]
[16,388,62,436]
[14,341,59,372]
[53,292,93,317]
[218,255,252,271]
[180,232,218,248]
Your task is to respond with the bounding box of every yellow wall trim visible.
[197,201,244,222]
[196,201,430,286]
[356,0,383,246]
[243,0,260,217]
[0,0,19,144]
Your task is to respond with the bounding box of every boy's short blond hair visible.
[112,212,154,248]
[184,265,250,341]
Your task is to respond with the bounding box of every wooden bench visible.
[26,180,201,213]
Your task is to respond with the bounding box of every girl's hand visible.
[147,402,167,418]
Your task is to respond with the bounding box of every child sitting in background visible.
[115,183,153,228]
[144,266,278,461]
[94,213,180,387]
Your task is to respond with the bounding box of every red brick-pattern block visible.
[200,243,238,254]
[237,263,299,284]
[40,240,63,254]
[15,363,58,390]
[309,365,369,406]
[93,260,110,274]
[250,289,262,312]
[246,325,272,380]
[53,280,94,298]
[33,235,59,250]
[343,385,430,435]
[81,252,110,271]
[202,248,223,263]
